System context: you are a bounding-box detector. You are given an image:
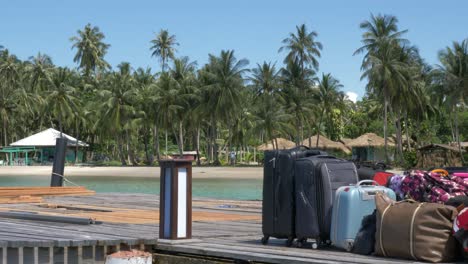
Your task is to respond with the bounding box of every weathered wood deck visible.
[0,193,459,263]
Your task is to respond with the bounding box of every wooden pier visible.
[0,193,447,263]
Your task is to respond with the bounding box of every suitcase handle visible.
[357,180,379,186]
[290,145,310,151]
[314,155,337,159]
[304,150,326,157]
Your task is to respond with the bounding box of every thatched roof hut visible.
[347,133,395,148]
[450,142,468,149]
[301,135,351,154]
[389,134,414,146]
[347,133,395,162]
[417,143,465,168]
[339,138,353,146]
[257,138,296,151]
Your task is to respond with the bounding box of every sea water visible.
[0,176,262,200]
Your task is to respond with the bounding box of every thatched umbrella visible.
[257,138,296,151]
[301,135,351,154]
[347,133,395,148]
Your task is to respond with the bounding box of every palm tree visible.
[280,58,317,145]
[134,67,158,163]
[199,50,249,165]
[252,95,292,149]
[27,53,54,91]
[70,24,110,78]
[315,73,343,146]
[47,67,79,137]
[170,57,197,155]
[279,24,323,71]
[150,29,179,73]
[250,62,280,96]
[0,50,22,146]
[355,14,408,163]
[391,45,425,158]
[155,72,186,156]
[98,63,141,165]
[436,39,468,163]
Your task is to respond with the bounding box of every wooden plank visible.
[193,241,421,264]
[155,243,338,264]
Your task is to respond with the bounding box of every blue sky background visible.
[1,0,467,100]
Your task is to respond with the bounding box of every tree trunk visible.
[383,98,389,163]
[274,138,279,150]
[395,109,404,164]
[208,125,213,163]
[454,106,465,164]
[58,112,63,138]
[3,118,7,147]
[144,128,152,165]
[196,127,201,166]
[295,118,300,146]
[173,126,183,157]
[153,124,160,161]
[89,135,95,161]
[117,134,127,166]
[213,117,220,166]
[126,130,138,166]
[179,121,184,155]
[405,111,411,152]
[165,130,168,157]
[449,111,456,143]
[74,120,80,164]
[300,122,304,145]
[316,108,326,148]
[126,130,132,165]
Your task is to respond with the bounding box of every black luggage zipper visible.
[271,152,279,225]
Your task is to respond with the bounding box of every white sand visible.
[0,166,263,179]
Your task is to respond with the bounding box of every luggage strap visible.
[410,203,424,260]
[379,204,392,257]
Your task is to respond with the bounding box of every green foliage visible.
[403,150,417,169]
[256,151,265,165]
[459,111,468,141]
[0,20,467,167]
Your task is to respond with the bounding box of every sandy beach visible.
[0,166,263,179]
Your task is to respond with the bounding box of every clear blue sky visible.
[1,0,467,100]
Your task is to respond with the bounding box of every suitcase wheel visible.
[261,236,269,245]
[286,237,294,247]
[311,242,318,249]
[296,238,306,248]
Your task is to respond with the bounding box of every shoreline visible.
[0,166,263,179]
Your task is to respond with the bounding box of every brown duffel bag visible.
[375,193,458,263]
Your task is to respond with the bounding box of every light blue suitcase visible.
[330,180,396,251]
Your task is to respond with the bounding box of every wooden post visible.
[159,159,192,239]
[51,138,67,187]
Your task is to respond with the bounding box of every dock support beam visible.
[51,137,67,187]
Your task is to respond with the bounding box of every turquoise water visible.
[0,176,262,200]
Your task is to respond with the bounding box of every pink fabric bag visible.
[454,172,468,178]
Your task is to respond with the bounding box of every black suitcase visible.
[444,166,468,174]
[357,165,377,180]
[262,146,326,246]
[294,155,359,248]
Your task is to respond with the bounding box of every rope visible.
[52,172,80,187]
